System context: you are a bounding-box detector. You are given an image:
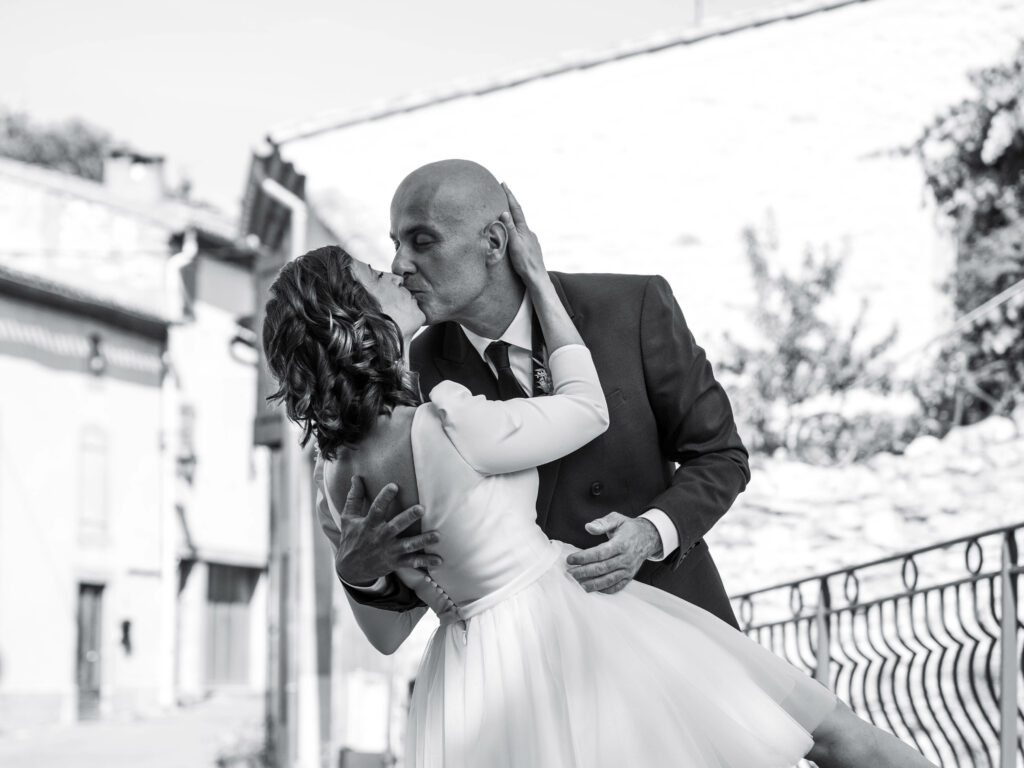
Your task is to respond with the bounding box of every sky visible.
[1,0,791,215]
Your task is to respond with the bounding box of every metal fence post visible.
[815,576,832,688]
[1000,529,1019,768]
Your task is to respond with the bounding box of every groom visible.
[329,159,748,628]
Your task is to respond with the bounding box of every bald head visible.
[389,159,524,334]
[392,159,507,233]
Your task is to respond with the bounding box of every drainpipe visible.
[259,178,321,768]
[166,228,198,320]
[157,227,196,709]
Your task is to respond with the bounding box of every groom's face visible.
[389,181,491,325]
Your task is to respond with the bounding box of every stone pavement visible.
[0,691,265,768]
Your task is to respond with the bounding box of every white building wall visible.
[175,560,208,701]
[0,297,168,727]
[174,257,269,567]
[0,158,269,726]
[171,255,269,697]
[249,572,268,691]
[0,167,170,317]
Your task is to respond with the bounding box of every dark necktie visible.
[485,341,528,400]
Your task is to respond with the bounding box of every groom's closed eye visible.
[393,227,440,252]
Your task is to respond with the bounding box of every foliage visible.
[0,106,111,181]
[721,221,907,463]
[913,42,1024,427]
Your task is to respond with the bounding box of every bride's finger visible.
[501,182,528,230]
[499,210,517,236]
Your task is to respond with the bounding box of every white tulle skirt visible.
[404,543,836,768]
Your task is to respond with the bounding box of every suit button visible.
[589,482,603,497]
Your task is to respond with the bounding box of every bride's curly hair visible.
[262,245,419,460]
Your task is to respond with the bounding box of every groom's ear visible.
[483,220,508,266]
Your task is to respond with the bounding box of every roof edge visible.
[0,155,238,241]
[0,265,169,342]
[269,0,875,146]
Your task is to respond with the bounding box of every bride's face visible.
[350,257,425,339]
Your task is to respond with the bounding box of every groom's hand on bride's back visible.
[331,477,442,587]
[566,512,662,594]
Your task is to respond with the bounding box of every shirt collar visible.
[460,293,534,360]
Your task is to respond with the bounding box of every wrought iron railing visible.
[731,523,1023,768]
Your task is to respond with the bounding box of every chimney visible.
[104,148,166,203]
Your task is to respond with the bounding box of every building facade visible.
[0,152,268,729]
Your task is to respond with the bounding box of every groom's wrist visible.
[639,509,677,562]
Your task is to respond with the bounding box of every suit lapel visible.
[433,322,500,400]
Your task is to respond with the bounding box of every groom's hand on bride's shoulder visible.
[566,512,662,594]
[334,476,443,587]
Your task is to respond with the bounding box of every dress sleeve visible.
[344,593,427,656]
[430,344,609,475]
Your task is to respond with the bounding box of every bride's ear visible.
[483,219,509,266]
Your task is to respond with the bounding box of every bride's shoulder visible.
[319,449,354,507]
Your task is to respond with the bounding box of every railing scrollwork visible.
[731,522,1024,768]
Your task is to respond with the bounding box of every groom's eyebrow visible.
[392,224,441,240]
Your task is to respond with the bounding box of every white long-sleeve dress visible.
[318,345,836,768]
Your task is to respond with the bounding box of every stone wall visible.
[714,414,1024,595]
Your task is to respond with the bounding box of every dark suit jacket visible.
[350,272,749,627]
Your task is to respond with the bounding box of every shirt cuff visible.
[640,508,679,562]
[342,576,389,594]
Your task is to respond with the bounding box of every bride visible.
[261,195,935,768]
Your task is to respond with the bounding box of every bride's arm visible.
[344,592,427,655]
[315,458,426,654]
[431,186,609,475]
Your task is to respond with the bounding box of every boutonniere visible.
[532,356,553,395]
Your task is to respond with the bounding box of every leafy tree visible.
[913,42,1024,427]
[721,221,901,462]
[0,107,111,181]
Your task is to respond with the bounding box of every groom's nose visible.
[391,250,412,278]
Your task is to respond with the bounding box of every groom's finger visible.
[363,483,399,524]
[566,540,619,566]
[385,504,425,535]
[341,475,367,518]
[585,511,628,536]
[567,553,629,580]
[577,570,630,593]
[600,578,631,595]
[388,531,440,558]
